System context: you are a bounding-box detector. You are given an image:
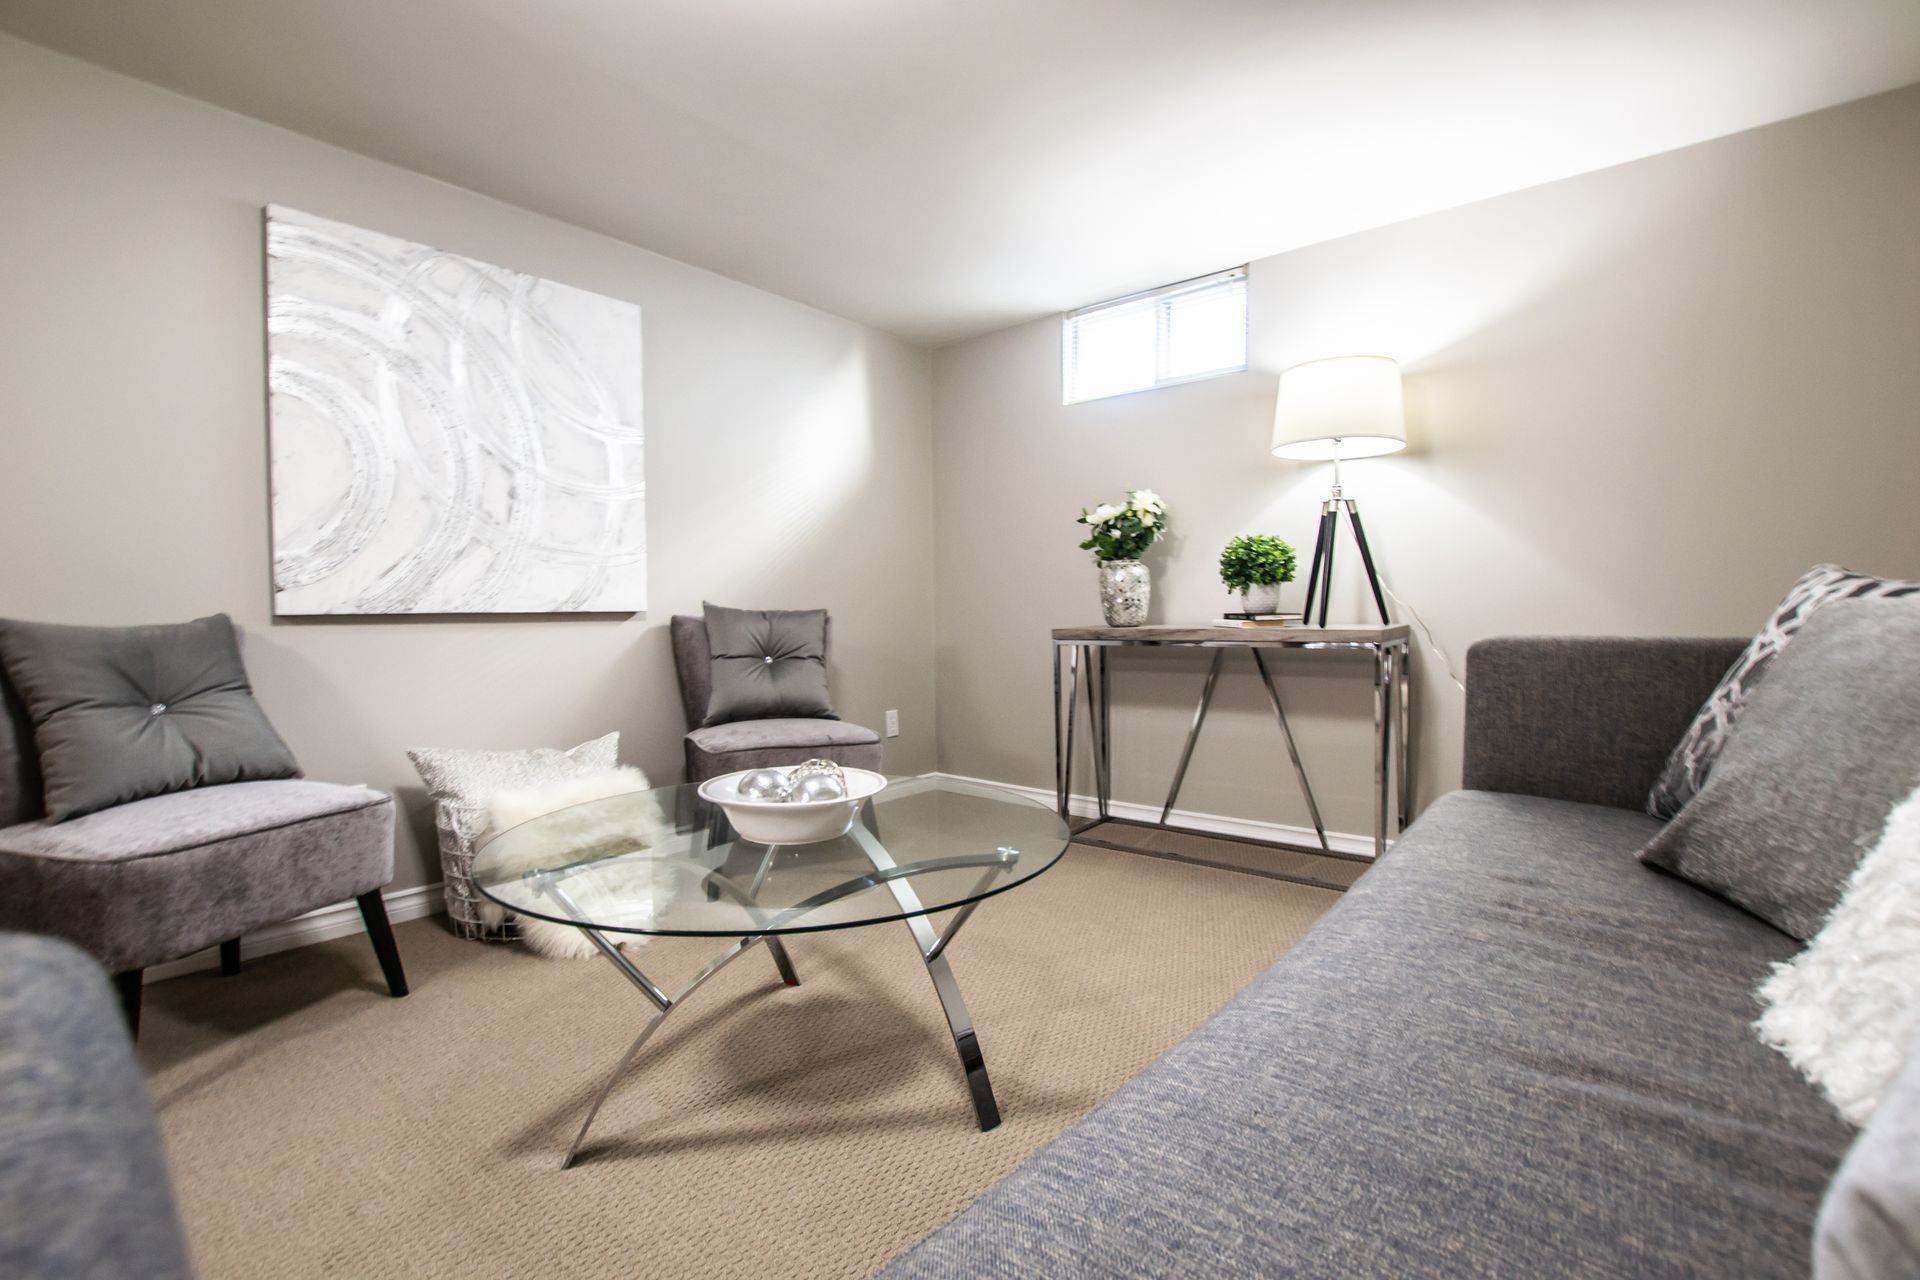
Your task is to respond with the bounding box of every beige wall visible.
[931,84,1920,841]
[0,35,937,892]
[6,27,1918,887]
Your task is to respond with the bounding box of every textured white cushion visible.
[484,766,660,960]
[408,732,619,811]
[1757,782,1920,1125]
[407,733,620,939]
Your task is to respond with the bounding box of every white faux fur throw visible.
[1756,781,1920,1125]
[482,767,670,960]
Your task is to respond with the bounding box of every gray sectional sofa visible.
[881,636,1857,1278]
[0,933,194,1279]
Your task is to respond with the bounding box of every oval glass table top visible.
[471,775,1070,938]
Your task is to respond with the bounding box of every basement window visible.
[1062,267,1248,404]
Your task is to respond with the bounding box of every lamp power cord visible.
[1379,581,1465,692]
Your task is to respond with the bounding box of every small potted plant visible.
[1077,489,1168,626]
[1218,533,1298,615]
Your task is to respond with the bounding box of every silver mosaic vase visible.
[1098,559,1150,627]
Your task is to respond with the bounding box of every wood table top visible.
[1051,623,1410,644]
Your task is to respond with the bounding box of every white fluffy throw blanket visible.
[1756,781,1920,1125]
[482,767,670,960]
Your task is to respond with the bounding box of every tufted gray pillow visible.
[0,614,302,822]
[701,603,836,727]
[1638,600,1920,940]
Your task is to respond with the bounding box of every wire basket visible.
[434,799,519,942]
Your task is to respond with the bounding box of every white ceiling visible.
[5,1,1920,346]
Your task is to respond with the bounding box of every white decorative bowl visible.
[697,768,888,846]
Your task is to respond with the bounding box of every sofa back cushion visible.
[0,614,302,822]
[1463,636,1746,811]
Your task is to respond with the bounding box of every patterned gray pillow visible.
[1647,565,1920,819]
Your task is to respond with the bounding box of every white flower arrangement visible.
[1077,489,1170,561]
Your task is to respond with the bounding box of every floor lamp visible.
[1271,356,1407,627]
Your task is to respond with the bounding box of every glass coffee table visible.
[472,774,1069,1168]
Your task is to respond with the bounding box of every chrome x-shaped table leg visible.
[846,821,1004,1131]
[539,830,1014,1167]
[538,867,797,1170]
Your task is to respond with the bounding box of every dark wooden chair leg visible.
[356,891,409,997]
[113,969,144,1037]
[219,938,241,976]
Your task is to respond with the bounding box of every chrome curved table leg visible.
[560,930,772,1169]
[743,845,800,986]
[542,868,800,1169]
[847,822,1001,1131]
[539,828,1020,1167]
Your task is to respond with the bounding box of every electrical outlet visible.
[885,709,900,738]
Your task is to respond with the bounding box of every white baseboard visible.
[926,772,1376,859]
[144,882,446,983]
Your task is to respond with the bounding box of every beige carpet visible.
[138,845,1348,1279]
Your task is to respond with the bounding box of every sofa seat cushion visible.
[0,781,393,973]
[881,790,1854,1279]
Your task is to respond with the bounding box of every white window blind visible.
[1063,268,1247,404]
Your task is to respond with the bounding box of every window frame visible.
[1061,267,1249,405]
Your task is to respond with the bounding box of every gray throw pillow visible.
[1638,600,1920,939]
[1814,1028,1920,1279]
[701,603,836,727]
[1647,564,1920,819]
[0,614,302,822]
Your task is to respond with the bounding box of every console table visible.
[1051,624,1412,873]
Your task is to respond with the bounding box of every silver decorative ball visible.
[737,769,792,801]
[790,773,848,803]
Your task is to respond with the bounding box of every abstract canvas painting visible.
[265,206,645,615]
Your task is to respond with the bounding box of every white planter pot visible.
[1239,583,1281,614]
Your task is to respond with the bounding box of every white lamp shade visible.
[1271,356,1407,460]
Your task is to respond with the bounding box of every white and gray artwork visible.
[265,206,645,614]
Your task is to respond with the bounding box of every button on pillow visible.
[0,614,302,821]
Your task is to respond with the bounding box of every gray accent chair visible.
[0,932,195,1279]
[0,676,408,1036]
[880,636,1863,1278]
[669,614,882,783]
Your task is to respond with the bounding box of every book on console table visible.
[1212,613,1302,627]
